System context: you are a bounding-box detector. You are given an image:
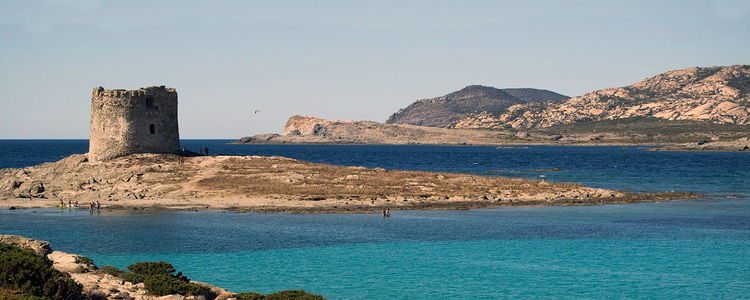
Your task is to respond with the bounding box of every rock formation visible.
[0,234,52,256]
[239,115,511,145]
[386,85,568,127]
[453,65,750,129]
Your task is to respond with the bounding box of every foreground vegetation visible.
[0,243,84,300]
[97,261,325,299]
[1,241,324,299]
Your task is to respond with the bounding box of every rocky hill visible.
[454,65,750,129]
[385,85,569,127]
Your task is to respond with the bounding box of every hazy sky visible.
[1,0,749,138]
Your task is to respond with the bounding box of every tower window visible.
[149,124,156,134]
[146,96,154,109]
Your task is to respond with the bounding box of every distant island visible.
[238,65,750,151]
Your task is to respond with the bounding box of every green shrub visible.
[264,290,325,300]
[237,291,264,300]
[121,272,146,284]
[74,255,94,266]
[98,265,126,278]
[127,261,176,276]
[99,265,145,284]
[143,274,209,296]
[0,243,85,300]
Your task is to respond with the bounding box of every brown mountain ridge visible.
[453,65,750,129]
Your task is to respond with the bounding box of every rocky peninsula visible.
[652,136,750,152]
[0,153,698,213]
[237,115,514,145]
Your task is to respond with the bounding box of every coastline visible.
[236,115,750,151]
[235,134,750,152]
[0,234,310,300]
[1,191,702,214]
[1,153,702,213]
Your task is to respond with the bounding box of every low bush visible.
[126,261,176,276]
[98,265,126,278]
[99,261,208,297]
[237,291,265,300]
[74,255,94,266]
[143,274,209,296]
[264,290,325,300]
[99,265,146,284]
[0,242,85,300]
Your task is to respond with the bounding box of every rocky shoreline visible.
[1,234,303,300]
[0,153,702,213]
[651,137,750,152]
[237,116,750,151]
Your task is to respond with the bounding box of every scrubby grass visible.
[0,242,85,300]
[99,262,209,297]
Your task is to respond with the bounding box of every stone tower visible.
[89,86,179,161]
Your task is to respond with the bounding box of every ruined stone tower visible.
[89,86,179,161]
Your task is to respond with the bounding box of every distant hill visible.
[454,65,750,129]
[385,85,569,128]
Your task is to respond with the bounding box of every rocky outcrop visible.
[0,234,52,256]
[238,115,512,145]
[454,65,750,129]
[283,115,333,136]
[386,85,568,127]
[652,136,750,152]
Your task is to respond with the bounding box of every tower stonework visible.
[89,86,179,161]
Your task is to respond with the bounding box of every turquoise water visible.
[1,200,748,299]
[1,141,749,298]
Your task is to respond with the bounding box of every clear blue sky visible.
[1,0,749,138]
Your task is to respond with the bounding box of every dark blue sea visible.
[1,140,749,299]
